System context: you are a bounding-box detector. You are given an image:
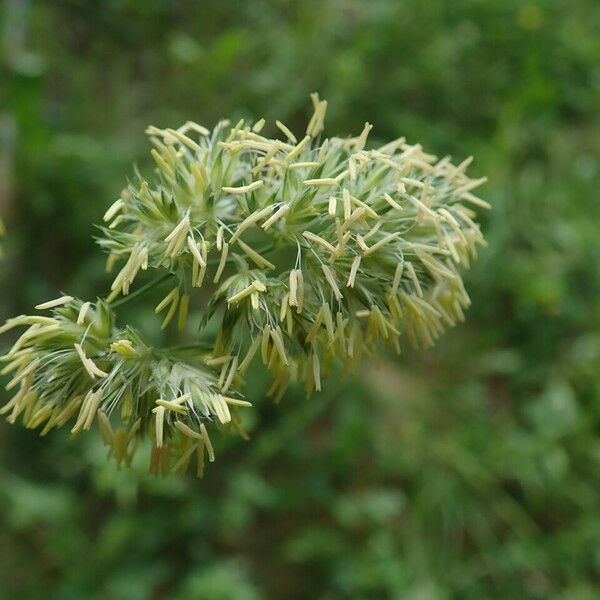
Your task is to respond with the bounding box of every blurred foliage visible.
[1,0,599,598]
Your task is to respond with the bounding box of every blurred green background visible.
[1,1,599,598]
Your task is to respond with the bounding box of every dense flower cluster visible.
[0,299,249,476]
[1,96,488,475]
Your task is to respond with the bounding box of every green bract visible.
[0,95,488,475]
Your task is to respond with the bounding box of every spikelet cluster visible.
[99,94,488,398]
[0,298,251,476]
[1,95,488,475]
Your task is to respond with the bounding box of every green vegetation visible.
[0,1,599,598]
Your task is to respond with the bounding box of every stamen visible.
[77,302,91,325]
[222,180,264,194]
[347,255,361,288]
[213,242,229,283]
[275,120,297,144]
[35,296,74,310]
[322,265,343,301]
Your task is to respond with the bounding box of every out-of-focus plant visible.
[0,216,4,259]
[0,96,488,475]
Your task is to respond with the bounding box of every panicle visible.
[2,95,488,476]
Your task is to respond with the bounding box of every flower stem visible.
[110,273,174,309]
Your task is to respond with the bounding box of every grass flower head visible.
[2,96,489,475]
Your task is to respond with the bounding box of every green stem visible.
[162,342,214,353]
[110,273,174,309]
